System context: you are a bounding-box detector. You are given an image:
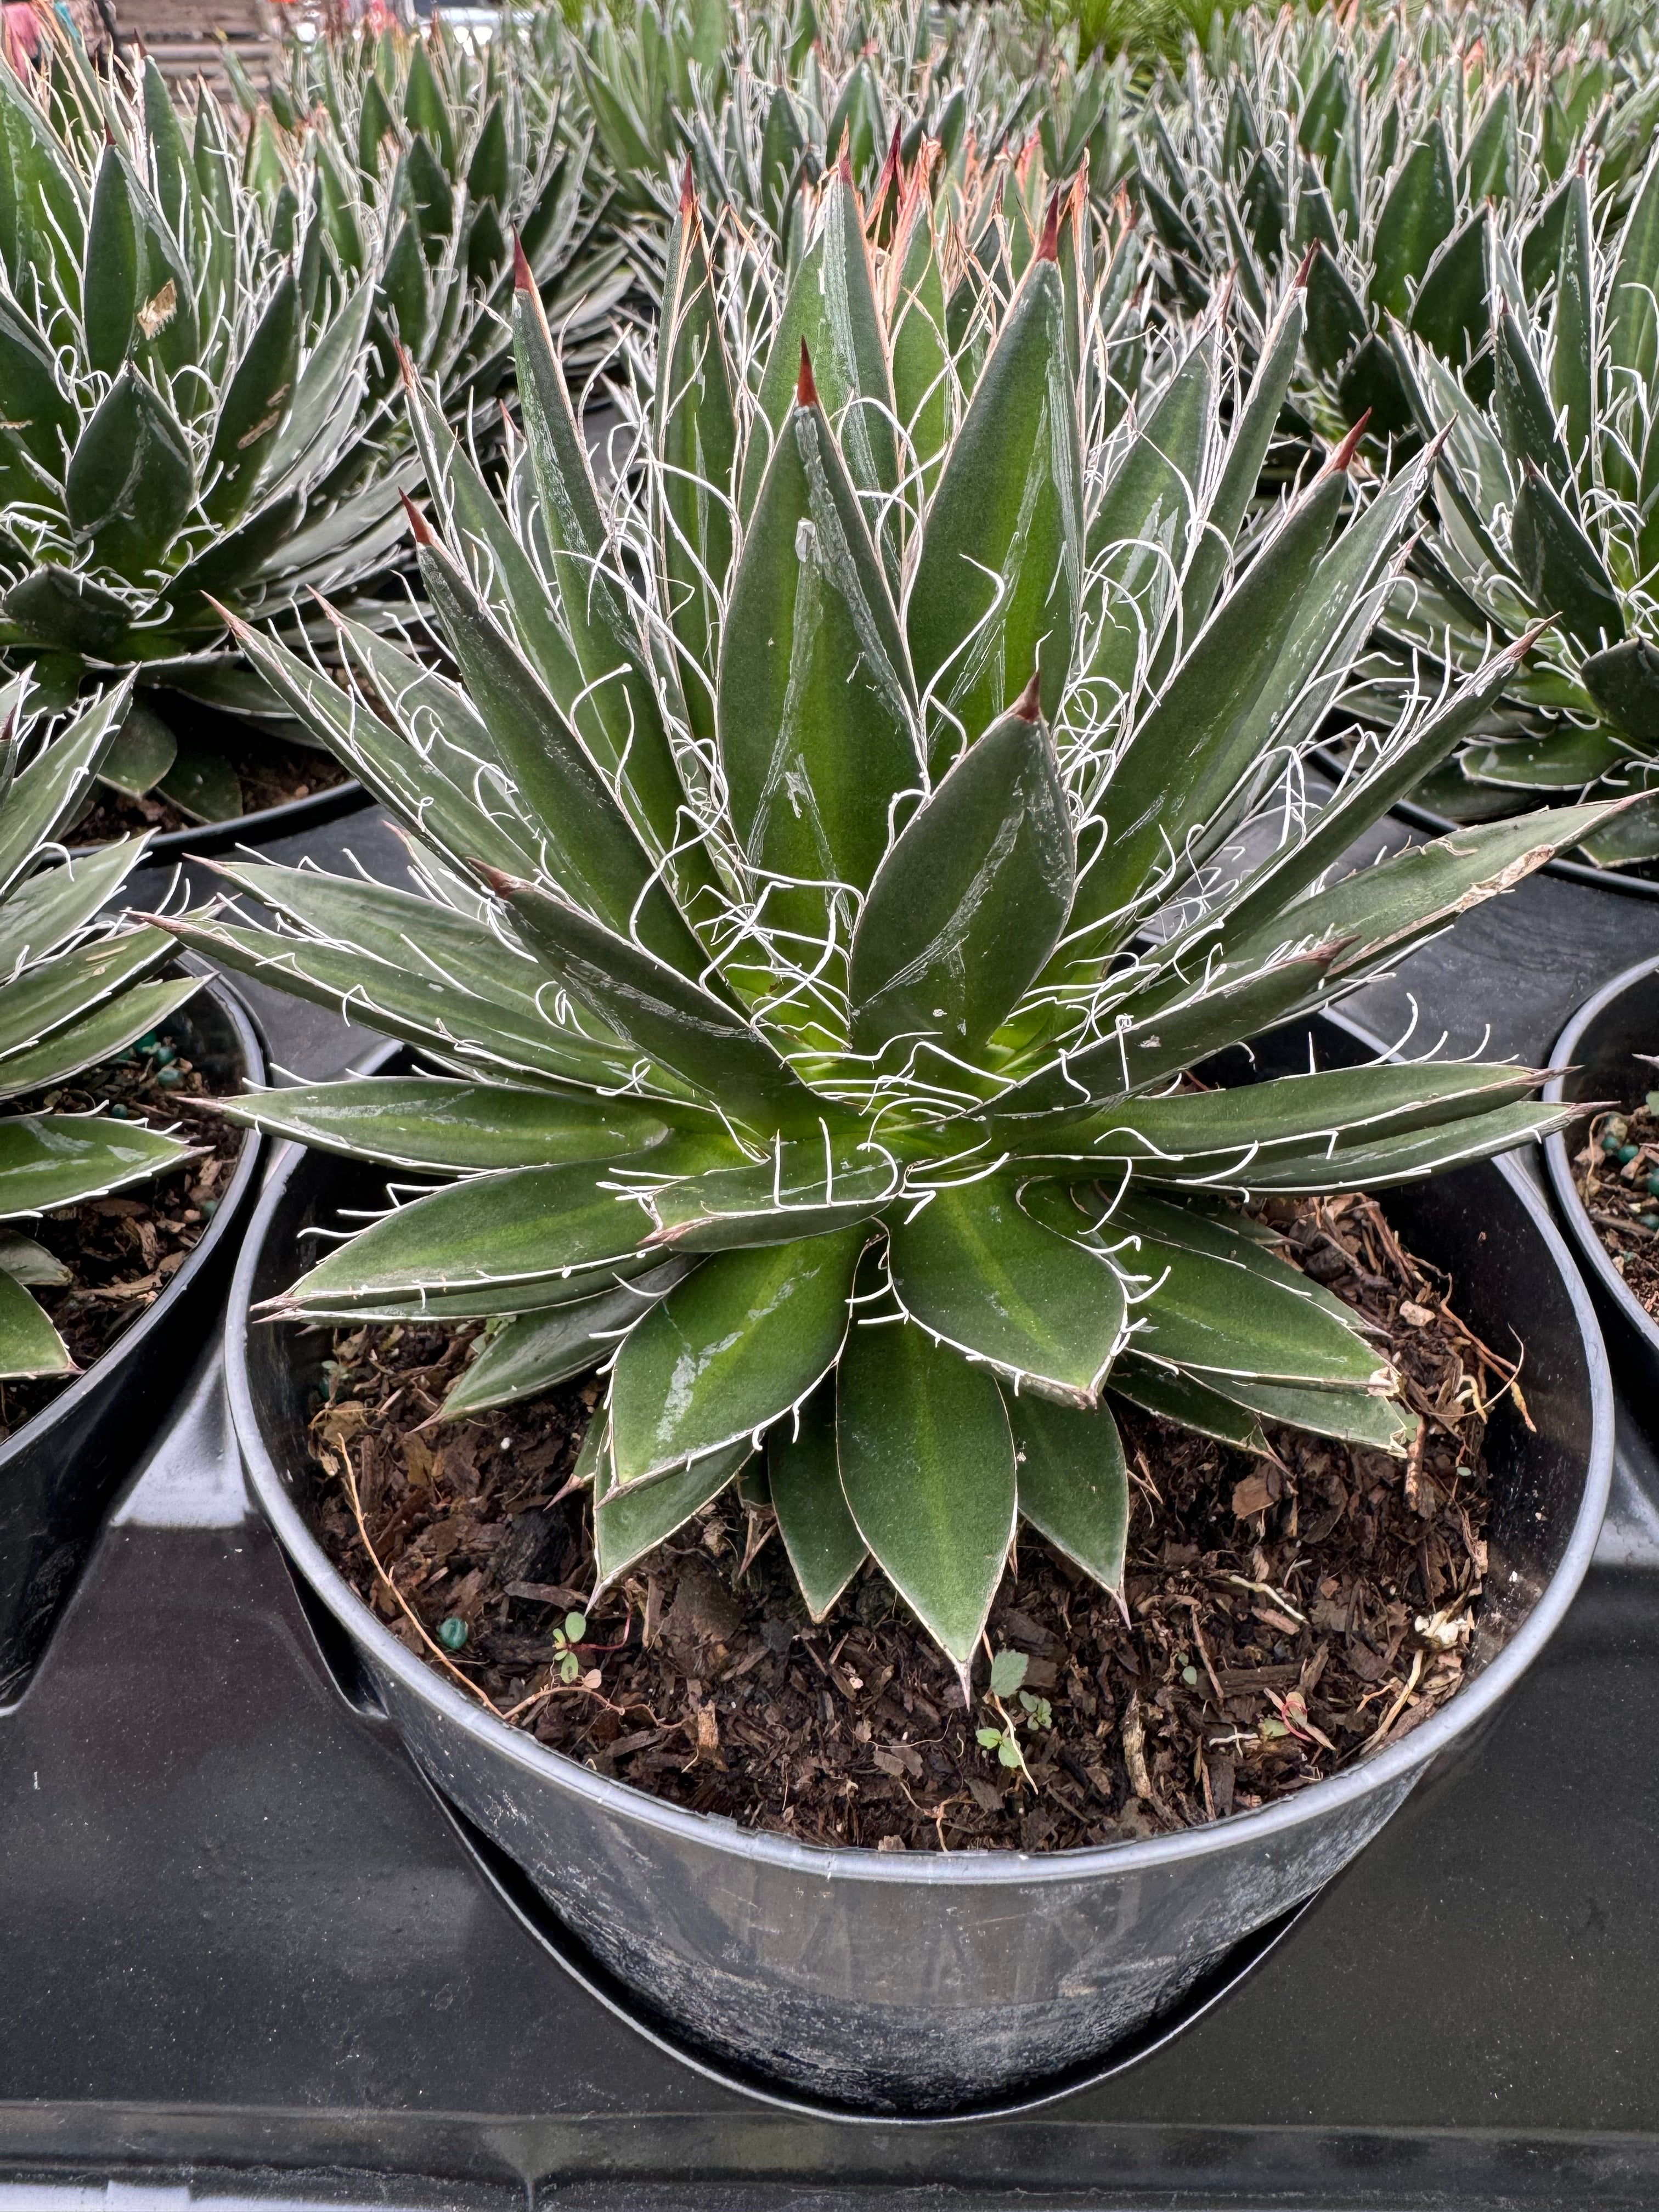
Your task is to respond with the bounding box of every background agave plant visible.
[0,34,421,821]
[0,678,200,1378]
[228,14,628,410]
[170,171,1607,1671]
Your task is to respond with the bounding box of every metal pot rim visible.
[1543,951,1659,1361]
[0,974,264,1475]
[228,1016,1615,1889]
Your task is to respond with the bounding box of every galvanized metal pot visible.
[1544,957,1659,1419]
[227,1014,1613,2117]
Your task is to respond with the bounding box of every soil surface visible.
[0,1042,244,1440]
[1573,1097,1659,1318]
[69,740,350,847]
[306,1192,1515,1853]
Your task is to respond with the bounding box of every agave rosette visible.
[168,165,1610,1666]
[0,678,200,1378]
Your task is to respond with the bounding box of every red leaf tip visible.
[478,864,516,898]
[796,337,819,410]
[1013,669,1043,721]
[399,489,434,546]
[1293,239,1319,288]
[1036,189,1060,264]
[1330,410,1372,471]
[512,230,534,293]
[679,155,696,216]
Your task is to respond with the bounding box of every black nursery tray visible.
[2,796,1658,2211]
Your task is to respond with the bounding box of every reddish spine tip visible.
[399,489,435,547]
[1012,669,1043,722]
[1330,409,1372,471]
[679,155,696,216]
[511,230,534,294]
[478,864,516,897]
[1036,189,1060,264]
[1293,238,1319,287]
[796,337,819,410]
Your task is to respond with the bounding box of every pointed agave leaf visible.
[1409,206,1490,373]
[1493,309,1571,488]
[0,974,198,1100]
[414,534,710,977]
[888,1177,1126,1403]
[848,693,1074,1056]
[512,266,694,867]
[1009,1391,1128,1591]
[441,1261,692,1420]
[1208,1373,1416,1455]
[768,1378,866,1620]
[1511,468,1623,653]
[1124,1232,1389,1389]
[65,369,194,579]
[609,1227,864,1488]
[1463,83,1516,205]
[719,371,919,936]
[593,1429,752,1593]
[1550,172,1594,471]
[739,168,899,527]
[887,167,952,499]
[1370,124,1456,319]
[205,272,301,527]
[1226,1100,1570,1192]
[217,1079,670,1173]
[907,237,1082,753]
[496,876,823,1136]
[273,1161,657,1314]
[84,144,140,376]
[0,1113,187,1217]
[656,180,737,750]
[837,1277,1016,1665]
[0,1268,70,1381]
[0,687,129,901]
[1609,149,1659,390]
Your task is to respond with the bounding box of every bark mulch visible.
[0,1040,243,1440]
[305,1192,1519,1854]
[1573,1097,1659,1319]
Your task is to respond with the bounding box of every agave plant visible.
[0,679,200,1378]
[228,15,628,409]
[168,176,1607,1672]
[0,35,432,821]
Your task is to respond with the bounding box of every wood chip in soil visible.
[1573,1098,1659,1319]
[0,1045,244,1440]
[306,1192,1514,1855]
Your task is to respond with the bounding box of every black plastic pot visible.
[1543,957,1659,1416]
[134,778,365,862]
[0,981,264,1706]
[225,1013,1613,2118]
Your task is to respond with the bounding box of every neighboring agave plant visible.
[1375,153,1659,867]
[0,38,416,821]
[0,679,200,1379]
[228,16,628,408]
[168,178,1609,1672]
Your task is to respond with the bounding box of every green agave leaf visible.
[98,706,176,799]
[768,1377,866,1621]
[0,294,76,476]
[739,167,898,528]
[1220,800,1627,977]
[1464,726,1626,789]
[0,835,143,964]
[0,1112,187,1219]
[414,533,709,978]
[837,1281,1017,1668]
[1108,1352,1269,1455]
[1493,309,1571,488]
[887,1177,1125,1403]
[1229,1099,1568,1191]
[1209,1372,1417,1455]
[0,926,174,1073]
[1370,123,1455,320]
[0,687,128,901]
[65,369,194,578]
[1462,82,1516,205]
[0,1267,70,1382]
[218,1079,670,1173]
[1125,1230,1389,1388]
[1009,1390,1128,1591]
[888,175,951,499]
[1409,206,1489,373]
[1609,148,1659,389]
[403,38,456,171]
[496,876,822,1136]
[656,180,737,751]
[273,1159,662,1313]
[1511,467,1623,654]
[1111,1192,1357,1322]
[0,973,198,1101]
[206,273,301,528]
[593,1427,752,1593]
[907,238,1082,753]
[1304,238,1367,382]
[440,1260,691,1420]
[84,144,140,377]
[1550,172,1594,472]
[848,691,1074,1057]
[641,1139,898,1252]
[719,366,918,940]
[511,265,692,868]
[609,1226,864,1489]
[1583,640,1659,749]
